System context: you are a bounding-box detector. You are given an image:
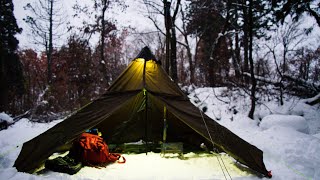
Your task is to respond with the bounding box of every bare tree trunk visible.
[248,0,256,119]
[234,32,241,76]
[186,45,194,83]
[242,0,249,83]
[164,0,171,74]
[171,26,178,81]
[169,0,180,82]
[180,7,194,84]
[209,59,215,87]
[47,0,53,84]
[100,0,108,84]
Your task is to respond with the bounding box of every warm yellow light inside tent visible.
[146,60,156,70]
[135,58,145,62]
[135,58,156,71]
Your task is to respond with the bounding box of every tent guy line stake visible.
[199,109,232,180]
[199,109,228,180]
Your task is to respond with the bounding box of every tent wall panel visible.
[14,91,139,173]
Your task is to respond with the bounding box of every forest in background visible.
[1,0,319,121]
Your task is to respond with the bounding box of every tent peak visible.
[135,46,160,64]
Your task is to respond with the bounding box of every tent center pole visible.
[142,58,148,154]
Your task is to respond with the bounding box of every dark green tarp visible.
[14,47,270,177]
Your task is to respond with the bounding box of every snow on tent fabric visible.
[14,46,271,178]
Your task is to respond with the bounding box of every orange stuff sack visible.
[69,133,125,166]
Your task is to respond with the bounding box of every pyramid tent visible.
[14,47,271,177]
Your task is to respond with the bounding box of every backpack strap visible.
[108,153,126,164]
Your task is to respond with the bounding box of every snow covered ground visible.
[1,87,320,180]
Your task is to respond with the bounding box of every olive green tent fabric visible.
[14,91,139,173]
[108,59,184,96]
[14,46,270,177]
[150,93,270,176]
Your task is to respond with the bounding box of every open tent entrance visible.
[93,89,208,152]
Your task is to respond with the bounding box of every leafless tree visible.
[142,0,181,82]
[265,19,306,105]
[24,0,69,85]
[73,0,126,85]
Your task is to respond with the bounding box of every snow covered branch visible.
[243,72,320,98]
[243,72,281,86]
[302,93,320,105]
[282,75,320,93]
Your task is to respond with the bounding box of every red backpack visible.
[70,133,125,166]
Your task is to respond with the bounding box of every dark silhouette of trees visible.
[272,0,320,27]
[186,0,232,87]
[0,0,24,113]
[54,35,95,110]
[19,49,46,112]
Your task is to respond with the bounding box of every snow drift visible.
[259,114,309,134]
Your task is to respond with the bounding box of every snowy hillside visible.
[0,87,319,180]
